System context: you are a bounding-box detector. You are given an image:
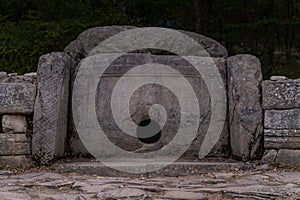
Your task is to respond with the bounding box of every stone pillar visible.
[32,52,74,164]
[227,54,263,161]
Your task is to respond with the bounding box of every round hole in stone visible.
[137,119,161,144]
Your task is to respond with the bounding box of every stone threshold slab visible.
[53,160,254,177]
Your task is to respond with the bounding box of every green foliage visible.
[0,0,299,78]
[0,20,90,74]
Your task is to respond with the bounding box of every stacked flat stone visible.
[262,78,300,165]
[0,72,37,167]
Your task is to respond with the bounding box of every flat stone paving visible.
[0,164,300,199]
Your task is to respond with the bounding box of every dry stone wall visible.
[262,79,300,165]
[0,72,36,167]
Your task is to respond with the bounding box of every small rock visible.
[24,72,37,77]
[0,191,30,199]
[129,185,163,193]
[262,149,277,163]
[75,195,87,200]
[0,72,7,82]
[38,180,74,188]
[256,164,269,170]
[2,115,27,133]
[162,191,207,200]
[214,172,235,179]
[8,73,17,77]
[97,188,147,199]
[0,155,32,168]
[270,76,288,81]
[0,170,13,175]
[275,149,300,165]
[0,186,25,192]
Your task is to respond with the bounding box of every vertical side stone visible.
[227,54,263,161]
[32,52,74,164]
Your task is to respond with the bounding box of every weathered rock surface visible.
[64,26,136,62]
[24,72,37,78]
[2,115,27,133]
[178,30,228,58]
[262,79,300,109]
[97,188,147,199]
[32,52,74,164]
[0,133,30,156]
[227,54,263,161]
[264,129,300,149]
[64,26,228,63]
[162,191,208,200]
[0,72,7,82]
[0,133,29,143]
[69,54,229,158]
[262,149,278,163]
[53,160,249,177]
[1,75,37,85]
[275,149,300,165]
[263,149,300,165]
[270,76,288,81]
[264,109,300,129]
[0,155,32,168]
[1,169,300,199]
[0,83,36,115]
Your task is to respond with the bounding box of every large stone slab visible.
[69,54,229,158]
[64,26,136,62]
[32,52,74,164]
[262,79,300,109]
[264,129,300,149]
[64,26,228,62]
[2,115,27,133]
[53,160,251,177]
[0,83,36,115]
[264,109,300,129]
[227,54,263,161]
[264,136,300,149]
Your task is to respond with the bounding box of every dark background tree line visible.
[0,0,299,78]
